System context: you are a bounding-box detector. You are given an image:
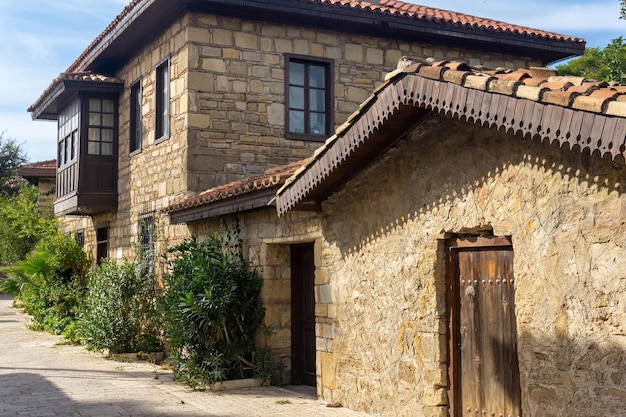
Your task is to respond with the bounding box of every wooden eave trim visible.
[168,186,279,224]
[31,79,123,121]
[276,73,626,216]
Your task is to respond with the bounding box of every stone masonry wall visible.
[183,13,542,191]
[319,114,626,417]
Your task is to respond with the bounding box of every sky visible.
[0,0,623,163]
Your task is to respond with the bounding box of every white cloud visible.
[0,112,57,162]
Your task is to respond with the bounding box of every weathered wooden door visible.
[291,243,316,386]
[446,236,521,417]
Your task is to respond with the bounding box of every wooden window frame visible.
[155,58,170,143]
[96,224,109,265]
[130,78,143,154]
[285,54,333,142]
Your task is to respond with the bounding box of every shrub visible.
[0,232,89,338]
[160,224,272,388]
[78,254,162,354]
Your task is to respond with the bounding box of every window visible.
[285,55,333,140]
[139,215,155,274]
[58,98,80,167]
[75,229,84,248]
[96,225,108,264]
[155,59,170,141]
[88,98,115,155]
[130,80,142,153]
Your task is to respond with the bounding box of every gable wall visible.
[317,114,626,416]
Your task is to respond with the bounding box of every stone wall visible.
[318,113,626,416]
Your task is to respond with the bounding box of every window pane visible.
[88,141,100,155]
[89,98,101,112]
[102,113,114,127]
[289,110,305,133]
[101,143,113,155]
[101,129,113,142]
[102,99,114,113]
[289,62,305,85]
[71,132,77,160]
[89,128,100,141]
[289,86,305,110]
[310,89,325,111]
[309,113,325,135]
[59,139,65,166]
[89,112,101,125]
[309,65,326,88]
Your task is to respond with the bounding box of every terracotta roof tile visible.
[66,0,583,73]
[276,57,626,215]
[20,160,57,170]
[164,159,309,214]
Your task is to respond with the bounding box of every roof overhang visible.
[276,64,626,215]
[64,0,582,77]
[29,75,124,121]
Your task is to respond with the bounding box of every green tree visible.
[0,184,57,265]
[0,131,28,195]
[622,1,625,20]
[556,37,626,83]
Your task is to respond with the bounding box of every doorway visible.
[446,236,521,417]
[291,243,316,386]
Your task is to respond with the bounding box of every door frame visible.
[445,235,520,416]
[290,242,317,386]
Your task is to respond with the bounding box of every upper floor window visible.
[155,59,170,141]
[58,98,79,167]
[96,224,109,265]
[285,55,333,141]
[88,98,115,155]
[130,80,142,153]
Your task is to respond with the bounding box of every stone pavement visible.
[0,294,372,417]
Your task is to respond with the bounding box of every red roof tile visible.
[163,159,309,214]
[66,0,583,73]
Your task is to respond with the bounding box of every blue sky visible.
[0,0,623,163]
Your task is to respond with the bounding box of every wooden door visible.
[446,236,521,417]
[291,243,316,386]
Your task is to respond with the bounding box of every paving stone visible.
[0,294,371,417]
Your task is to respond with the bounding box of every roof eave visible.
[29,79,124,121]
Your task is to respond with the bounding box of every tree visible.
[622,1,626,20]
[0,131,28,195]
[556,37,626,84]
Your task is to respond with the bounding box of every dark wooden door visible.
[447,236,521,417]
[291,243,316,386]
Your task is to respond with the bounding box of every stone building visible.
[18,159,56,208]
[26,0,597,415]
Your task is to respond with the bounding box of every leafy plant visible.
[0,232,89,338]
[78,253,162,354]
[160,221,273,388]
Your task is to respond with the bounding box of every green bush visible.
[160,225,272,388]
[0,232,89,338]
[0,184,57,265]
[78,254,162,354]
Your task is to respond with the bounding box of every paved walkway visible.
[0,294,372,417]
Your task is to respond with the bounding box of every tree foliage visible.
[556,37,626,84]
[622,1,626,20]
[0,131,28,195]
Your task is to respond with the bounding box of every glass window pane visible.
[102,99,114,113]
[289,110,305,133]
[102,114,114,127]
[101,129,113,142]
[88,141,100,155]
[89,98,101,112]
[89,128,100,141]
[309,113,325,135]
[289,62,305,86]
[310,89,325,111]
[89,112,101,125]
[289,86,305,110]
[101,143,113,155]
[309,65,326,88]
